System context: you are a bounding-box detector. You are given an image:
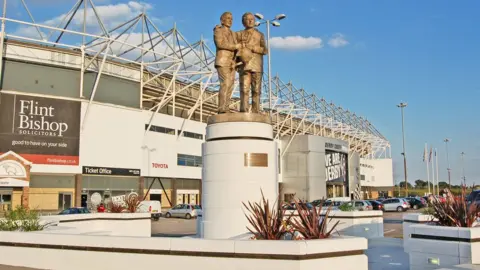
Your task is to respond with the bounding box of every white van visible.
[137,200,161,221]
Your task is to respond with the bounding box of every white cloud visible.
[269,36,323,50]
[328,33,349,48]
[43,1,153,30]
[13,1,162,41]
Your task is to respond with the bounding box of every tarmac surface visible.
[149,209,417,238]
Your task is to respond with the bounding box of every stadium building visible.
[0,1,393,212]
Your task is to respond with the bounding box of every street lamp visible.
[444,138,451,188]
[254,13,286,114]
[461,151,466,187]
[397,102,408,197]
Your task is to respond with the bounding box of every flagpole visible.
[425,143,431,195]
[431,147,435,196]
[435,148,440,196]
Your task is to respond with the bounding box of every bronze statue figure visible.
[213,12,242,114]
[236,12,268,113]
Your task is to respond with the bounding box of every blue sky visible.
[3,0,480,186]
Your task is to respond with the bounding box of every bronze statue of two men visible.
[213,12,268,114]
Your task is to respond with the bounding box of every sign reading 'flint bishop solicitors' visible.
[0,93,81,165]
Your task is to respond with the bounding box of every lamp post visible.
[397,102,408,197]
[461,151,466,187]
[254,13,286,114]
[444,138,451,189]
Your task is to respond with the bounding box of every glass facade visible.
[177,154,202,167]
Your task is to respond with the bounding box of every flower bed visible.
[404,187,480,269]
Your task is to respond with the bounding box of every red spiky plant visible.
[428,186,480,227]
[289,198,340,239]
[242,189,293,240]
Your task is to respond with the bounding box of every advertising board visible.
[325,150,348,184]
[0,93,81,165]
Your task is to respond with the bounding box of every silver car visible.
[165,204,202,219]
[381,198,410,212]
[341,200,373,211]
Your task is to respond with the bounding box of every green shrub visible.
[0,205,51,232]
[338,203,356,212]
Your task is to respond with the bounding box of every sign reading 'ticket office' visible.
[83,166,141,176]
[0,93,81,165]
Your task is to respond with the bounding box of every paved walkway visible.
[367,237,409,270]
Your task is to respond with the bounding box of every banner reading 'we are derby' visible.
[0,93,81,165]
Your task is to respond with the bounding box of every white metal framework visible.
[0,0,391,158]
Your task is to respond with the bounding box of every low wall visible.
[402,213,436,251]
[0,231,368,270]
[405,224,480,269]
[39,213,151,237]
[287,210,384,239]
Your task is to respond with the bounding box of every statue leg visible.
[251,71,262,113]
[224,67,236,112]
[239,71,251,112]
[217,66,229,113]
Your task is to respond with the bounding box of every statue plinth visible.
[207,112,271,125]
[200,112,278,239]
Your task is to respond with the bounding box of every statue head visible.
[242,12,256,29]
[220,11,233,28]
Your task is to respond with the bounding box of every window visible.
[178,130,203,140]
[360,174,366,181]
[177,154,202,167]
[145,124,175,135]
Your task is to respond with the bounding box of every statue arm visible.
[252,32,268,55]
[214,28,238,51]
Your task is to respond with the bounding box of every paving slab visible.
[366,237,410,270]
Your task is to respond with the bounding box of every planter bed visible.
[0,231,368,270]
[406,224,479,270]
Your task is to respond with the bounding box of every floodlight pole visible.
[444,138,451,189]
[461,151,466,186]
[255,13,286,115]
[0,0,7,78]
[266,19,272,113]
[397,102,408,197]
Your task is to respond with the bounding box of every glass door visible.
[58,193,72,210]
[0,194,12,212]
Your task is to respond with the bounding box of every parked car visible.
[466,190,480,204]
[367,200,384,211]
[309,199,342,208]
[341,200,373,211]
[404,197,425,210]
[58,207,91,215]
[310,197,349,207]
[137,200,161,221]
[282,202,314,210]
[381,198,410,212]
[164,204,202,219]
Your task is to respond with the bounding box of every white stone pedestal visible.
[201,113,278,239]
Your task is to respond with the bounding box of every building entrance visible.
[176,190,199,205]
[0,188,12,212]
[58,193,72,210]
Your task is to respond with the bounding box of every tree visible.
[415,179,427,188]
[399,182,413,189]
[438,182,449,188]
